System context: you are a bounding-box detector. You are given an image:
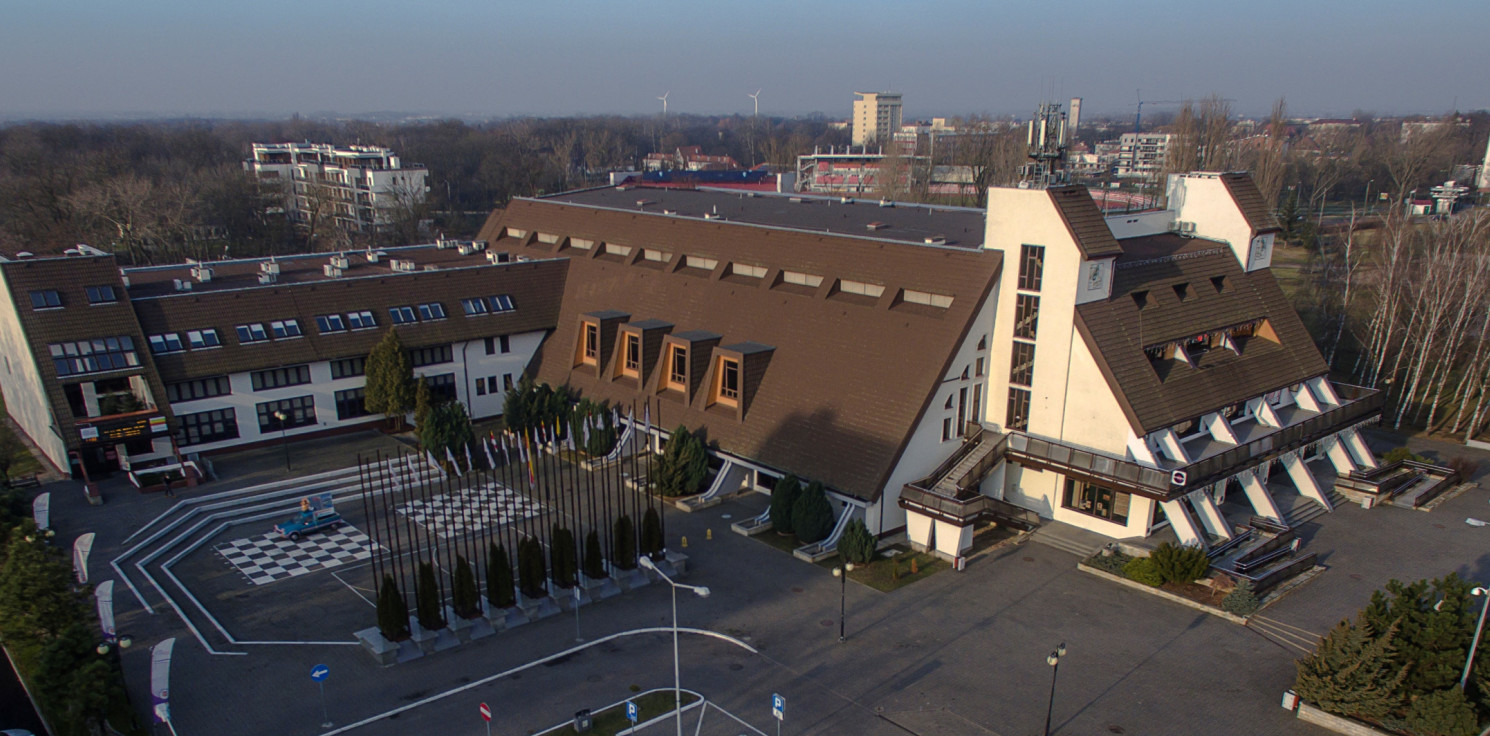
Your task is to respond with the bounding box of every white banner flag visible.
[73,532,95,584]
[95,580,115,637]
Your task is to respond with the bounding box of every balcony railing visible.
[1005,433,1174,497]
[1176,385,1383,494]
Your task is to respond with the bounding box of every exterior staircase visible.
[1030,521,1109,559]
[1284,488,1346,528]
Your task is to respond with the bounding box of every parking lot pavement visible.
[54,427,1490,736]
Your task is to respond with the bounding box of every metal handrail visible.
[1005,433,1172,494]
[908,424,987,491]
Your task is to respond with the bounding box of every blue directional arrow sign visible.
[772,693,785,721]
[310,664,330,682]
[626,700,639,723]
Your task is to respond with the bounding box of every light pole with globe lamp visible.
[1460,586,1490,690]
[638,555,709,736]
[832,563,855,642]
[97,634,139,730]
[273,410,291,471]
[1044,642,1066,736]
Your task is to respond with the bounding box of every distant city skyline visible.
[3,0,1487,122]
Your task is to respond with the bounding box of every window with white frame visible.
[316,314,347,333]
[186,329,221,350]
[148,333,184,354]
[270,319,302,339]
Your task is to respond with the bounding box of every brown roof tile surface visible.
[484,198,1002,501]
[1220,173,1282,234]
[1075,233,1327,433]
[1047,186,1124,259]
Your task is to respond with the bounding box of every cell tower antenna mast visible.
[1019,100,1070,190]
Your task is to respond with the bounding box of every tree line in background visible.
[0,115,847,263]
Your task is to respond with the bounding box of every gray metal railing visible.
[1005,433,1172,495]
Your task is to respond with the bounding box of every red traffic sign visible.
[1170,469,1188,486]
[479,703,492,722]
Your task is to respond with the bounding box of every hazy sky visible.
[4,0,1487,121]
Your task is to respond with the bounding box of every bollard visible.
[681,536,688,548]
[706,528,713,541]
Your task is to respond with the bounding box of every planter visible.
[443,606,476,644]
[517,592,560,622]
[549,582,589,611]
[580,572,622,601]
[354,627,401,667]
[481,600,524,632]
[1076,562,1250,624]
[1296,703,1397,736]
[408,618,441,654]
[608,564,649,591]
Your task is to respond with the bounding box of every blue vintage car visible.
[274,493,342,540]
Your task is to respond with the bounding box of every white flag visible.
[446,446,460,472]
[73,532,95,584]
[95,580,115,638]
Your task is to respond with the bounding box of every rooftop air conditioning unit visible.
[924,236,947,245]
[1180,221,1197,234]
[840,197,855,204]
[878,199,894,208]
[515,255,531,262]
[258,272,277,284]
[323,264,343,278]
[436,237,455,249]
[486,251,511,264]
[173,279,192,292]
[120,275,130,288]
[191,266,213,283]
[703,212,725,221]
[260,260,280,275]
[390,259,416,272]
[788,197,804,204]
[330,254,350,269]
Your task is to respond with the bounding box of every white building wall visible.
[870,286,998,535]
[1165,173,1270,271]
[0,272,68,470]
[170,330,543,455]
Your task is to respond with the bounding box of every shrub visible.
[656,425,708,496]
[1085,549,1132,576]
[451,555,479,618]
[641,507,664,559]
[517,538,547,599]
[792,480,835,545]
[1221,578,1261,617]
[485,543,515,608]
[1445,456,1479,482]
[838,519,877,564]
[1123,557,1164,587]
[1150,541,1210,584]
[769,474,802,536]
[376,574,410,641]
[415,561,446,630]
[1402,687,1478,736]
[584,529,607,579]
[1295,617,1407,722]
[549,525,578,588]
[1384,446,1427,465]
[612,515,637,570]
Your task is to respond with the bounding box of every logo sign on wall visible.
[1170,469,1188,486]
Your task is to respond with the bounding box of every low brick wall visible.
[1297,703,1396,736]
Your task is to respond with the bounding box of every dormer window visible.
[29,290,62,310]
[665,344,688,390]
[582,322,599,365]
[1131,291,1149,309]
[622,333,641,377]
[86,285,117,304]
[1172,283,1190,302]
[713,357,741,407]
[1210,276,1229,293]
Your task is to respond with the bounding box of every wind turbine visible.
[748,89,761,117]
[657,91,669,116]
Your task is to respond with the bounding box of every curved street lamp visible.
[832,563,855,642]
[638,555,709,736]
[1461,587,1489,690]
[273,410,291,471]
[1044,642,1067,736]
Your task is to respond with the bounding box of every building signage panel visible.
[79,412,169,445]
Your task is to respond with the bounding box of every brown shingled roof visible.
[1075,233,1327,433]
[484,198,1002,502]
[1220,172,1281,234]
[1047,186,1124,259]
[132,259,567,383]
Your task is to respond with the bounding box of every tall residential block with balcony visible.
[245,142,429,233]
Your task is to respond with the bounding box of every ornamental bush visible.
[451,556,479,619]
[376,574,410,641]
[838,519,877,564]
[1401,687,1479,736]
[769,474,802,536]
[1084,550,1132,576]
[1123,556,1164,587]
[792,480,835,545]
[584,529,607,579]
[486,543,515,608]
[612,515,637,570]
[641,508,664,559]
[656,425,708,496]
[1221,578,1261,617]
[517,538,548,599]
[549,525,578,588]
[415,561,446,630]
[1150,541,1210,584]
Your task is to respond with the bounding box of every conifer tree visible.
[641,507,664,558]
[1295,616,1407,721]
[792,480,835,545]
[1402,687,1478,736]
[656,425,708,496]
[376,574,410,640]
[550,525,577,587]
[415,561,446,630]
[486,542,515,608]
[413,377,433,431]
[769,474,802,536]
[364,329,414,428]
[451,555,479,618]
[584,529,607,579]
[613,515,637,570]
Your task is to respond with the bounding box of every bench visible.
[8,475,40,489]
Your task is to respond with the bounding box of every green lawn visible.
[585,689,700,735]
[848,546,946,592]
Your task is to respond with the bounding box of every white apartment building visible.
[852,92,904,146]
[245,143,429,233]
[1114,132,1173,179]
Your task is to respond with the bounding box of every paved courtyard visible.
[36,429,1490,735]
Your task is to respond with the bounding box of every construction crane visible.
[1134,91,1185,133]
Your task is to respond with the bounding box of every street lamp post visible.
[1460,587,1489,690]
[1044,642,1066,736]
[638,555,709,736]
[832,563,855,642]
[274,410,291,471]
